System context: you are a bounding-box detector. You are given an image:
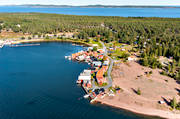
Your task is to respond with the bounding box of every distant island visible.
[5,4,180,8]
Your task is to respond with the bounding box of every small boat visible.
[83,94,89,99]
[90,97,97,103]
[76,80,82,84]
[0,43,4,48]
[68,57,71,60]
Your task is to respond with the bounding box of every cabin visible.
[87,47,93,51]
[103,60,109,66]
[97,49,104,54]
[92,44,98,47]
[16,24,21,28]
[121,48,126,51]
[77,55,85,61]
[128,56,137,61]
[98,55,104,59]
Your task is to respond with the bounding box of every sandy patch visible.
[97,61,180,119]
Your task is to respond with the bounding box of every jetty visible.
[66,42,113,102]
[10,43,40,47]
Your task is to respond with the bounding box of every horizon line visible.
[0,4,180,6]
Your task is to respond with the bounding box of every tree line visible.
[0,13,179,80]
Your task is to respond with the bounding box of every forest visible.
[0,13,179,80]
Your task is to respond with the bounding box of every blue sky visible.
[0,0,179,6]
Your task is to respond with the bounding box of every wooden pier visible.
[10,43,40,47]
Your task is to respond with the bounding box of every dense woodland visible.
[0,13,179,80]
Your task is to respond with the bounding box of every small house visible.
[92,44,98,47]
[93,61,102,67]
[128,56,137,61]
[103,60,109,66]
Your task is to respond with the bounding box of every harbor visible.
[66,42,114,103]
[0,39,41,48]
[0,42,153,119]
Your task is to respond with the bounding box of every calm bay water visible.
[0,42,161,119]
[0,6,179,17]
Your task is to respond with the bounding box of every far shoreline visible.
[12,38,92,47]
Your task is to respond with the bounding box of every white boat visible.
[76,80,82,84]
[90,97,97,103]
[68,57,71,60]
[0,43,4,48]
[65,56,72,60]
[83,94,89,99]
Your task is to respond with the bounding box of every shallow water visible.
[0,42,163,119]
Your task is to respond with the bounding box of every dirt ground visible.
[97,61,180,119]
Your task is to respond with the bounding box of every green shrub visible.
[137,88,141,95]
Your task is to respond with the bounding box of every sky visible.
[0,0,179,6]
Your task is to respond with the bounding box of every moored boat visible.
[83,94,89,98]
[0,43,4,48]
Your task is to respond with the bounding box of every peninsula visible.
[0,13,180,119]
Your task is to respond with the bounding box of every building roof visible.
[93,61,102,66]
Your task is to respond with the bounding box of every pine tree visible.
[171,97,177,109]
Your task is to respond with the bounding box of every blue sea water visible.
[0,42,162,119]
[0,6,179,17]
[0,5,177,119]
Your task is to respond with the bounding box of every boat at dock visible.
[76,80,82,84]
[65,56,72,60]
[83,94,89,99]
[0,43,4,48]
[90,97,97,103]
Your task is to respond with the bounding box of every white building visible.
[92,44,98,47]
[93,61,102,67]
[83,70,91,75]
[78,70,91,81]
[128,56,137,61]
[78,75,91,81]
[103,60,109,66]
[121,48,126,51]
[16,24,21,28]
[88,47,93,51]
[77,55,85,61]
